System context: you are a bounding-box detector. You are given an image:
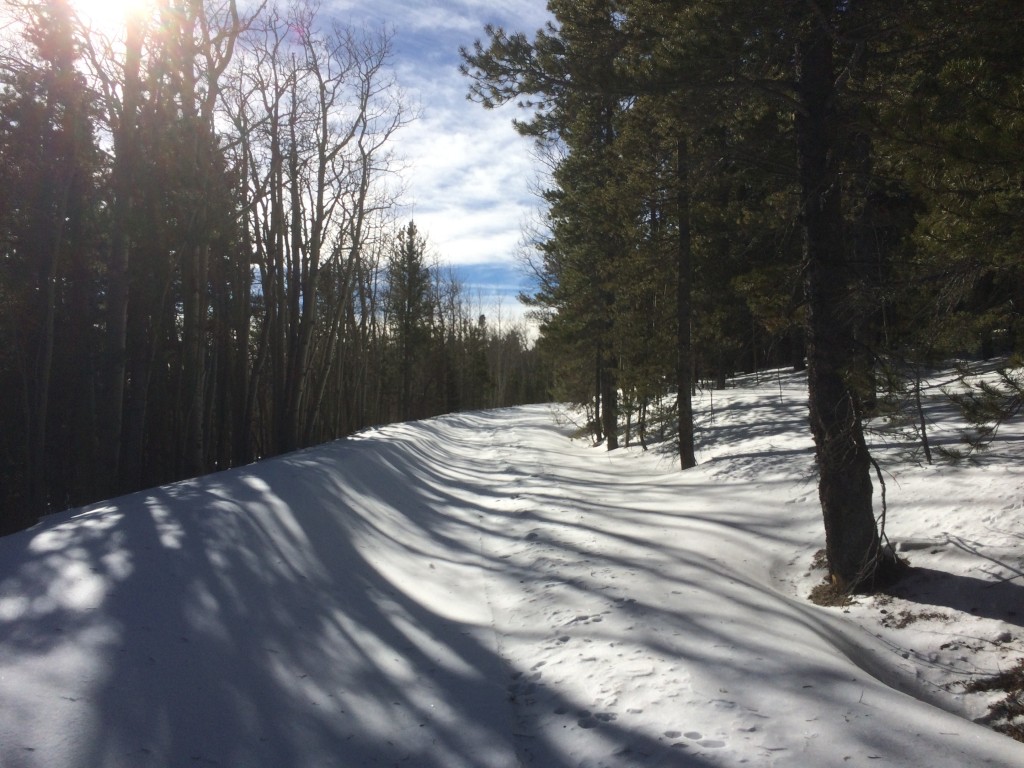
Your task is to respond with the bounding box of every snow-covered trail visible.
[0,395,1022,767]
[462,406,1021,767]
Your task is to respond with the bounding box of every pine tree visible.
[0,0,102,529]
[384,221,432,421]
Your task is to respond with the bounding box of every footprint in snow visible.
[672,731,726,749]
[577,711,617,729]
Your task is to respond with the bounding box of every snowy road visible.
[1,386,1023,766]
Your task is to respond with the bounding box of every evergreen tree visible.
[464,1,638,451]
[463,0,923,590]
[0,0,102,529]
[878,1,1024,359]
[384,221,432,421]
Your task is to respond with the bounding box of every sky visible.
[2,369,1023,766]
[55,0,553,323]
[337,0,554,321]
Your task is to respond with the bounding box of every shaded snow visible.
[1,371,1022,767]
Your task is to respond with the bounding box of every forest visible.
[2,0,1023,597]
[0,0,547,535]
[2,3,1024,759]
[462,0,1024,592]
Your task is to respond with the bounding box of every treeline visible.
[0,0,547,534]
[462,1,1024,591]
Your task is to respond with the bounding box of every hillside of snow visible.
[1,370,1022,767]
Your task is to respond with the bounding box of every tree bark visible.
[101,15,144,496]
[26,153,72,516]
[601,347,619,450]
[676,135,696,469]
[795,14,892,592]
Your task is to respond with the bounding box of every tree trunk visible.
[914,364,933,465]
[181,235,209,476]
[601,348,619,450]
[795,14,894,593]
[26,168,71,517]
[101,16,144,496]
[676,135,696,469]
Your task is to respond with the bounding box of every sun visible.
[71,0,154,39]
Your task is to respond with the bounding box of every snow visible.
[1,370,1023,767]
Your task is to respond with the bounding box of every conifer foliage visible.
[462,0,1023,592]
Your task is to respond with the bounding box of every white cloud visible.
[333,0,552,272]
[398,111,539,262]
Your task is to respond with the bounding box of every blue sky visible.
[335,0,553,320]
[451,261,534,324]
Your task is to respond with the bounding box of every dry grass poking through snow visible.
[964,659,1024,741]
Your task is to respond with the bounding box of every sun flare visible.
[72,0,154,38]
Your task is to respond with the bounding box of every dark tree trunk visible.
[795,15,895,592]
[592,349,604,443]
[27,150,73,516]
[101,16,144,497]
[181,237,209,476]
[676,135,696,469]
[601,349,619,450]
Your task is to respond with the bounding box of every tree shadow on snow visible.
[887,566,1024,628]
[0,406,721,768]
[3,400,1012,767]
